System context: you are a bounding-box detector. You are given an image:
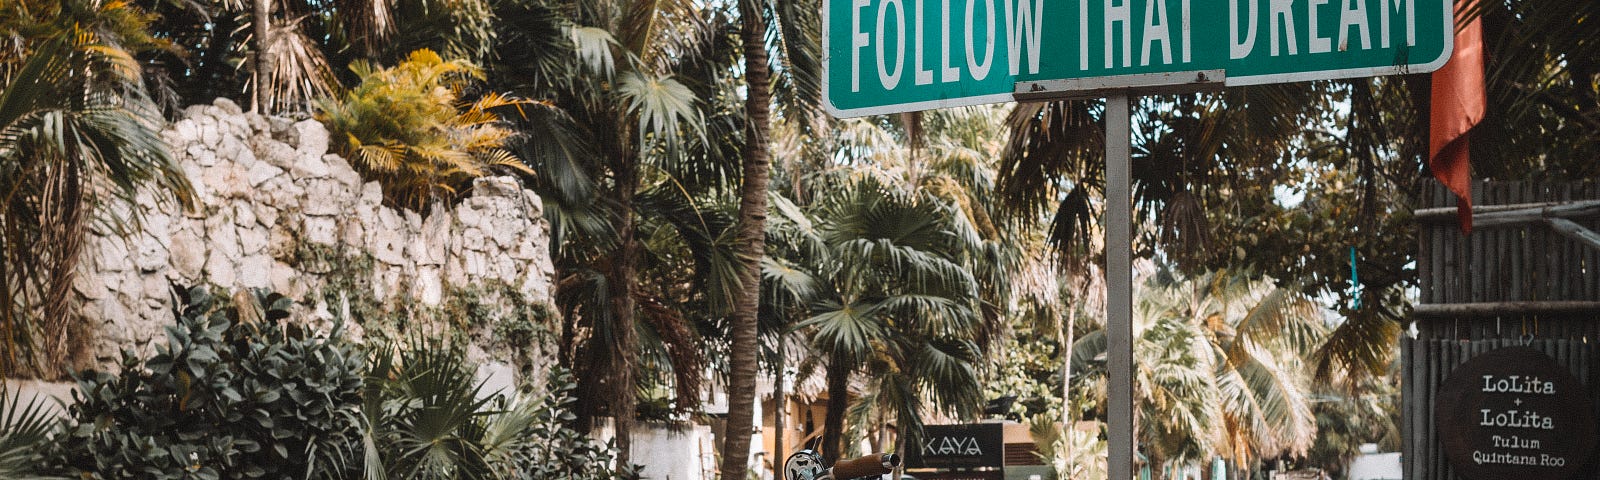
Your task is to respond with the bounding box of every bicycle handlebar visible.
[830,453,901,479]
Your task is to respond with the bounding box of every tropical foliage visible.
[22,285,630,480]
[1059,268,1325,476]
[361,339,636,480]
[765,177,993,459]
[0,0,194,378]
[46,286,365,479]
[318,49,532,211]
[0,383,61,480]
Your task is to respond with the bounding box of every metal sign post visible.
[1104,90,1134,480]
[1016,72,1223,480]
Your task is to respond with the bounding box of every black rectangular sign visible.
[905,423,1005,469]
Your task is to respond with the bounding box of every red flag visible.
[1429,0,1486,234]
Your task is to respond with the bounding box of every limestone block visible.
[509,237,540,260]
[238,224,269,254]
[270,117,295,141]
[142,275,168,304]
[246,158,284,187]
[462,250,487,277]
[206,222,242,260]
[204,248,237,286]
[372,229,406,265]
[405,210,423,232]
[200,119,222,148]
[416,267,443,305]
[134,233,170,273]
[255,204,280,227]
[96,237,132,272]
[202,162,251,199]
[261,175,302,208]
[487,215,520,247]
[74,266,110,300]
[253,138,299,171]
[248,114,271,134]
[377,207,402,232]
[213,97,243,116]
[216,135,254,168]
[294,120,330,158]
[494,254,519,280]
[292,150,331,179]
[189,143,217,167]
[269,261,301,298]
[340,217,365,247]
[173,119,199,145]
[169,228,205,280]
[304,216,340,245]
[327,154,363,189]
[456,203,482,227]
[238,254,272,289]
[461,227,487,251]
[473,176,522,198]
[179,161,209,204]
[301,179,349,216]
[360,181,383,207]
[414,211,451,266]
[99,300,132,342]
[231,202,256,227]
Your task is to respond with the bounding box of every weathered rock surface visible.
[74,98,558,383]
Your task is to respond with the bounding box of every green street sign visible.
[823,0,1454,116]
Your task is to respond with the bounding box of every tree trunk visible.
[608,147,641,467]
[719,2,773,478]
[1060,300,1078,471]
[822,359,851,462]
[252,0,273,113]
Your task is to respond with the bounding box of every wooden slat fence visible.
[1405,180,1600,480]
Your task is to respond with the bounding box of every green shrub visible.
[362,339,636,480]
[46,287,365,479]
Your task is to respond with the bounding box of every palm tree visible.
[1070,267,1324,477]
[483,0,723,464]
[0,7,195,377]
[765,178,989,461]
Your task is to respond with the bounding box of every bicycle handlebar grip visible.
[830,453,901,479]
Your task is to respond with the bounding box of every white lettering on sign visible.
[1229,0,1259,58]
[1337,0,1371,51]
[852,0,872,91]
[1479,409,1556,430]
[1105,0,1131,67]
[1308,0,1330,53]
[964,0,996,80]
[1139,0,1172,65]
[1230,0,1411,59]
[1004,0,1043,74]
[1268,0,1297,56]
[922,436,985,456]
[1481,375,1557,395]
[1491,434,1542,450]
[1381,0,1414,47]
[915,0,933,84]
[875,0,905,89]
[1470,451,1566,467]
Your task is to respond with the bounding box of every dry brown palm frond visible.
[1159,189,1211,269]
[253,19,338,114]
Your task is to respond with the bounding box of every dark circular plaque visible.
[1436,347,1597,480]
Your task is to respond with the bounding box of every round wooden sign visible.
[1436,346,1597,480]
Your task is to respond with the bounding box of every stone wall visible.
[72,98,557,385]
